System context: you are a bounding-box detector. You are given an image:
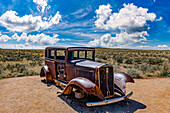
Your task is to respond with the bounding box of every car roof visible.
[45,47,95,51]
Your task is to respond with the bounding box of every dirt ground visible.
[0,76,169,113]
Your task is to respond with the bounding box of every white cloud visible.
[95,4,112,29]
[11,33,60,45]
[157,45,168,48]
[33,0,48,13]
[71,7,91,19]
[134,45,170,50]
[88,32,147,47]
[0,34,11,42]
[74,32,102,39]
[49,11,62,24]
[156,17,163,21]
[136,45,150,48]
[90,3,157,47]
[0,44,47,49]
[95,3,156,31]
[61,38,71,41]
[0,10,61,33]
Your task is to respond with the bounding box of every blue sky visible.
[0,0,169,50]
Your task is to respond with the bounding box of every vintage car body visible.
[40,47,134,106]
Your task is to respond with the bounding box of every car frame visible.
[40,47,134,106]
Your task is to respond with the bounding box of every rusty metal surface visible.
[65,77,95,90]
[70,59,106,69]
[46,47,95,51]
[114,72,134,94]
[41,47,134,106]
[62,77,105,100]
[53,79,67,88]
[99,66,114,97]
[86,91,133,107]
[40,65,53,82]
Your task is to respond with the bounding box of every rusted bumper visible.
[86,91,133,107]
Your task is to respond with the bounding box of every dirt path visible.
[0,76,169,113]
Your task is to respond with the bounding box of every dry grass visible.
[0,48,169,79]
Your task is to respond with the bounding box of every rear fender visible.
[114,72,134,95]
[62,77,105,100]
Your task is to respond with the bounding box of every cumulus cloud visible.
[95,3,156,31]
[88,32,147,47]
[0,34,11,42]
[33,0,48,13]
[90,3,158,47]
[11,33,60,45]
[157,45,168,48]
[0,10,61,32]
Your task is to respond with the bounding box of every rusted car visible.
[40,47,134,106]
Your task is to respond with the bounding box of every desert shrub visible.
[0,74,7,79]
[144,73,154,77]
[6,64,15,70]
[97,54,107,60]
[116,56,123,63]
[18,65,26,73]
[95,58,102,63]
[154,70,163,77]
[134,58,142,64]
[145,57,164,65]
[127,69,141,78]
[114,65,120,72]
[159,62,170,77]
[30,62,37,67]
[123,64,133,68]
[29,70,34,76]
[38,60,43,66]
[17,74,25,77]
[134,64,140,69]
[23,69,29,76]
[124,58,133,64]
[140,64,149,74]
[123,64,128,68]
[34,71,40,75]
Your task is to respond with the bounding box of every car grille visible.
[99,67,114,97]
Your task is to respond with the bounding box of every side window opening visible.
[87,51,93,60]
[79,51,85,58]
[74,51,78,59]
[56,50,65,60]
[49,50,54,59]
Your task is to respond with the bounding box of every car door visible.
[45,49,57,78]
[55,49,66,80]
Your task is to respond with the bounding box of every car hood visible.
[69,59,108,68]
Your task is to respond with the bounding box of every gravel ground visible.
[0,76,169,113]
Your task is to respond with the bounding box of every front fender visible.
[40,65,52,82]
[114,72,134,95]
[40,65,50,77]
[62,77,105,100]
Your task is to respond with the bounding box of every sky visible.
[0,0,169,50]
